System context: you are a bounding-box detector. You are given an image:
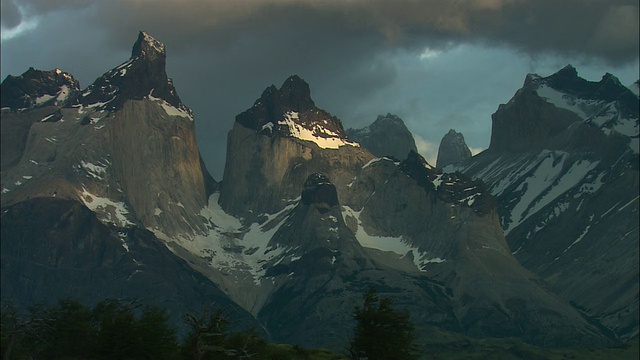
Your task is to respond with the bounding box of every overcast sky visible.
[2,0,638,178]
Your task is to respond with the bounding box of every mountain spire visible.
[131,31,166,61]
[78,31,183,110]
[436,129,472,168]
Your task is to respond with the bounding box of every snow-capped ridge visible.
[492,65,639,153]
[399,150,493,214]
[0,67,81,110]
[235,75,356,149]
[277,111,359,149]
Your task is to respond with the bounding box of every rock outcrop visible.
[1,67,80,110]
[0,32,225,328]
[0,198,253,334]
[452,65,640,340]
[0,31,212,236]
[78,31,187,113]
[219,75,372,218]
[489,64,638,153]
[346,113,418,159]
[214,76,611,348]
[436,129,472,168]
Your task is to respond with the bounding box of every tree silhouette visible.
[349,288,416,360]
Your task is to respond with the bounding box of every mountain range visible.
[1,32,638,351]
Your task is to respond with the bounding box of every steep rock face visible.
[0,198,254,334]
[78,31,187,113]
[209,75,613,348]
[0,31,212,236]
[255,173,459,349]
[341,152,605,347]
[1,68,80,110]
[107,99,207,235]
[0,32,228,337]
[346,113,418,159]
[452,65,639,340]
[220,76,373,218]
[489,64,638,153]
[436,129,472,168]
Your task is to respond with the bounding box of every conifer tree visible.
[349,288,416,360]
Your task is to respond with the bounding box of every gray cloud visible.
[1,0,94,29]
[1,0,22,29]
[80,0,639,64]
[5,0,638,69]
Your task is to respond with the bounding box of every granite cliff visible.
[450,65,639,340]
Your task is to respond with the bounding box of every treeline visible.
[1,288,417,360]
[1,299,341,360]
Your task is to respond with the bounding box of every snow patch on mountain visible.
[536,84,638,138]
[79,160,108,180]
[500,152,599,234]
[278,111,359,149]
[148,94,193,121]
[454,150,604,235]
[562,215,594,254]
[165,194,299,285]
[35,94,55,106]
[139,31,165,54]
[362,157,400,169]
[79,188,134,228]
[56,85,71,104]
[341,205,443,271]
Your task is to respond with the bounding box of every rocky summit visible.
[77,31,188,113]
[220,75,367,218]
[346,113,418,159]
[449,65,640,341]
[1,67,80,111]
[1,32,223,329]
[2,32,634,353]
[436,129,472,168]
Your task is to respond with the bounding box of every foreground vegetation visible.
[1,292,638,360]
[416,326,639,360]
[1,298,347,360]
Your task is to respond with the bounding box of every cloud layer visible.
[4,0,638,63]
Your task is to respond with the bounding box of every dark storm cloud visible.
[6,0,638,71]
[84,0,639,65]
[1,0,94,29]
[1,0,21,29]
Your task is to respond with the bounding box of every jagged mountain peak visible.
[235,75,356,149]
[554,63,578,78]
[399,150,494,214]
[131,31,166,61]
[375,113,403,124]
[492,65,639,152]
[1,67,80,110]
[346,113,417,159]
[530,65,633,105]
[436,129,472,168]
[279,75,315,112]
[78,31,185,112]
